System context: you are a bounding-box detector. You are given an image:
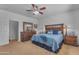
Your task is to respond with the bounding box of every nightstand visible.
[64,35,77,46]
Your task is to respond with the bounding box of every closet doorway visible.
[9,20,19,42]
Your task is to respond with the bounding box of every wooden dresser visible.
[64,35,77,46]
[21,31,36,42]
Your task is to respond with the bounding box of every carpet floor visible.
[0,40,79,55]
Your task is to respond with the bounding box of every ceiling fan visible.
[26,4,46,15]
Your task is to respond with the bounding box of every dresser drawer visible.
[65,40,76,45]
[65,37,76,42]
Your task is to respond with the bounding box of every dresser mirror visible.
[23,22,33,32]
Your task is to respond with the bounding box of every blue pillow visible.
[53,30,58,34]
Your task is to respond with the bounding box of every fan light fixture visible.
[33,11,39,15]
[26,4,46,15]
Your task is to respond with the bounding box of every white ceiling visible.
[0,4,79,19]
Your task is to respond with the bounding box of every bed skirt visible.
[32,40,64,53]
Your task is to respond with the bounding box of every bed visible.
[32,24,64,53]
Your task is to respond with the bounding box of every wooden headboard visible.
[45,24,64,34]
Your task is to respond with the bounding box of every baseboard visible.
[0,41,9,46]
[9,39,17,41]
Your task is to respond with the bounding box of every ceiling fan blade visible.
[35,5,38,9]
[32,4,38,11]
[32,4,35,8]
[26,10,33,11]
[32,4,37,11]
[40,7,46,10]
[39,11,43,15]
